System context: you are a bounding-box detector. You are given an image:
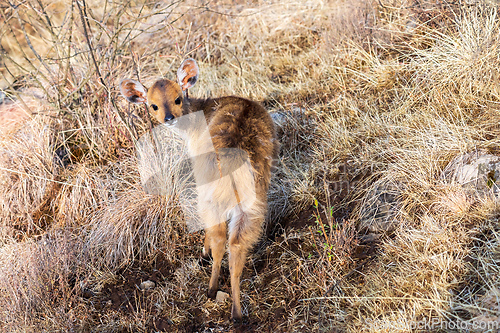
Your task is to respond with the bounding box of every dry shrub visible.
[411,5,500,118]
[83,128,197,271]
[54,156,140,227]
[0,231,88,332]
[84,188,183,270]
[350,216,470,332]
[0,118,57,240]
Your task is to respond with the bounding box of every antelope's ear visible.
[177,58,199,91]
[119,79,148,104]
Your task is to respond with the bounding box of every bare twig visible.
[11,3,54,78]
[75,0,136,145]
[75,0,105,87]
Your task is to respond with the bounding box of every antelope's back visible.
[201,96,277,196]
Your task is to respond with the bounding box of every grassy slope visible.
[1,0,500,332]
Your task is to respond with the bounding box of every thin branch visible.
[75,0,105,87]
[11,2,54,78]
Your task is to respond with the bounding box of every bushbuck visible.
[119,58,278,320]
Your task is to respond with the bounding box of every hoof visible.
[231,304,243,322]
[232,316,243,325]
[207,288,217,300]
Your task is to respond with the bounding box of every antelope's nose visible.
[164,113,175,122]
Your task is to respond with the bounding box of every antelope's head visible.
[119,58,199,124]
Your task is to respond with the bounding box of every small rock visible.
[269,107,306,129]
[443,152,500,196]
[270,111,287,128]
[357,178,401,235]
[139,280,156,291]
[215,291,230,303]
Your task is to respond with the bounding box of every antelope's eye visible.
[175,97,181,105]
[151,104,158,111]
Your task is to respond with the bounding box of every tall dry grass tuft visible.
[53,154,141,227]
[84,188,181,270]
[0,118,57,240]
[411,5,500,119]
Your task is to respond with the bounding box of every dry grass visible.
[2,0,500,332]
[0,116,57,240]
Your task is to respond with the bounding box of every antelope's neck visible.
[179,98,217,157]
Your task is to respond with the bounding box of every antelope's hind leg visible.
[201,206,227,299]
[228,211,265,321]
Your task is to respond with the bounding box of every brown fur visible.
[119,59,278,320]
